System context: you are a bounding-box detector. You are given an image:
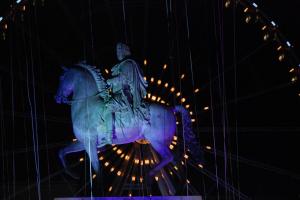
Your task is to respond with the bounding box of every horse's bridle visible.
[56,88,108,105]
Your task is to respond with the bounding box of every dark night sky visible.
[0,0,300,199]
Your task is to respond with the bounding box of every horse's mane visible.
[75,61,107,93]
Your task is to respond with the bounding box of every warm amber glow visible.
[125,155,130,160]
[113,147,117,151]
[289,68,295,73]
[109,186,113,192]
[72,138,77,142]
[186,179,190,184]
[110,167,115,172]
[176,92,181,97]
[132,176,136,182]
[206,145,212,150]
[172,141,177,145]
[184,154,189,159]
[225,0,231,8]
[117,171,122,176]
[243,7,249,13]
[92,174,97,179]
[245,16,251,23]
[169,144,174,150]
[194,88,200,93]
[120,154,125,158]
[144,76,147,81]
[155,176,159,181]
[145,159,150,165]
[140,177,143,183]
[292,77,298,82]
[134,159,140,164]
[185,104,190,109]
[117,149,122,155]
[144,59,147,65]
[278,54,285,62]
[170,87,175,92]
[198,164,204,169]
[191,119,196,122]
[151,95,157,101]
[160,100,166,104]
[181,74,185,79]
[140,160,144,166]
[181,98,186,103]
[147,93,151,99]
[105,69,109,74]
[277,46,283,51]
[164,83,169,88]
[163,64,167,69]
[157,80,162,85]
[99,156,104,160]
[261,25,267,30]
[189,111,193,115]
[104,162,109,167]
[263,33,269,41]
[173,136,178,141]
[79,157,84,162]
[157,97,161,102]
[150,77,154,82]
[174,166,178,171]
[204,106,209,111]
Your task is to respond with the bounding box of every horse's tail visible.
[173,105,204,164]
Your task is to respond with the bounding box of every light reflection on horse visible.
[55,62,202,180]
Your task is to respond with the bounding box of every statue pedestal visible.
[55,196,202,200]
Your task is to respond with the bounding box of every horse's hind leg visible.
[148,141,174,178]
[59,141,85,179]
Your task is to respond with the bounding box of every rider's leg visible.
[103,110,113,144]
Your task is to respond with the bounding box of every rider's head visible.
[116,42,131,61]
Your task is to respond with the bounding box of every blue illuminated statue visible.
[55,43,202,180]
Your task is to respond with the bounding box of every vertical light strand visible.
[232,2,241,199]
[122,0,128,43]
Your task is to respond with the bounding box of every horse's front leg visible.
[84,139,101,175]
[59,141,85,179]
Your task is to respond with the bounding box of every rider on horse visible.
[103,42,149,144]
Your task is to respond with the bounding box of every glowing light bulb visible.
[117,171,122,176]
[125,155,130,160]
[173,136,178,141]
[104,162,109,167]
[144,59,147,65]
[184,154,189,159]
[198,164,204,168]
[289,68,295,73]
[243,7,249,13]
[181,98,186,103]
[92,174,97,179]
[145,159,150,165]
[185,104,190,109]
[191,119,196,122]
[206,145,212,150]
[169,144,174,150]
[109,186,113,192]
[278,54,285,62]
[79,157,84,162]
[194,88,200,93]
[163,64,167,69]
[144,76,147,81]
[155,176,159,181]
[176,92,181,97]
[132,176,136,181]
[105,69,109,74]
[204,106,209,111]
[180,74,185,79]
[116,149,122,155]
[110,167,115,172]
[157,80,162,85]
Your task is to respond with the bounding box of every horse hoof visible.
[65,169,80,180]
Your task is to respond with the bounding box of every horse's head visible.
[55,66,76,104]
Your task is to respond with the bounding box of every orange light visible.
[144,59,147,65]
[163,64,167,70]
[170,87,175,92]
[157,80,162,85]
[194,88,200,93]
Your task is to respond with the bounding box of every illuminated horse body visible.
[55,63,202,179]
